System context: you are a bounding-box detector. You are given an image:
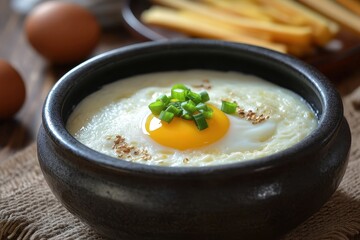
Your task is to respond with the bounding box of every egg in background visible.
[0,59,26,119]
[24,1,100,64]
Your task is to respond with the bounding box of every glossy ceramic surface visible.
[37,40,351,240]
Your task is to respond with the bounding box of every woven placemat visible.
[1,87,360,240]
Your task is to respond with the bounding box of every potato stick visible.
[141,6,287,53]
[218,0,306,26]
[262,5,308,26]
[181,11,273,41]
[200,0,273,22]
[151,0,312,45]
[336,0,360,16]
[257,0,339,45]
[299,0,360,35]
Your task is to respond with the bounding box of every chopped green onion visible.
[181,110,193,120]
[157,94,170,105]
[181,100,197,114]
[166,105,182,116]
[159,111,175,123]
[170,98,180,103]
[171,88,187,101]
[196,103,208,111]
[197,103,213,119]
[193,113,208,130]
[200,91,210,102]
[147,84,216,131]
[172,84,189,91]
[149,101,165,115]
[221,101,237,114]
[169,101,181,108]
[201,108,213,119]
[202,111,213,119]
[187,91,202,104]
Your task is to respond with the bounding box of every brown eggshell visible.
[25,1,100,64]
[0,60,26,119]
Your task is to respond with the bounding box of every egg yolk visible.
[143,105,229,150]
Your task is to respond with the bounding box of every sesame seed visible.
[112,135,152,162]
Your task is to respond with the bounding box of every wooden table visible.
[0,0,134,160]
[1,0,360,161]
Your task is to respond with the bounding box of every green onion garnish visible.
[196,103,208,111]
[202,110,213,119]
[181,100,197,114]
[159,110,175,123]
[148,84,214,130]
[181,110,193,120]
[171,88,187,101]
[149,101,165,115]
[193,113,208,130]
[221,100,237,114]
[148,83,240,131]
[187,91,202,104]
[200,91,210,102]
[157,94,170,105]
[166,105,182,116]
[171,84,189,91]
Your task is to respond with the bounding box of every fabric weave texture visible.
[1,87,360,240]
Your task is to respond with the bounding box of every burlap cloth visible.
[1,88,360,240]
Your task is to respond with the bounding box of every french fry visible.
[140,0,348,57]
[257,0,339,45]
[151,0,312,45]
[261,5,308,26]
[141,6,288,53]
[200,0,273,22]
[299,0,360,35]
[336,0,360,16]
[181,10,273,41]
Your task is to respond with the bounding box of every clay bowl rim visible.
[42,39,343,178]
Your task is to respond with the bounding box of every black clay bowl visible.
[37,40,351,240]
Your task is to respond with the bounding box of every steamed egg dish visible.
[66,70,318,167]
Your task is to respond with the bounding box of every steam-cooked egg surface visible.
[66,70,318,167]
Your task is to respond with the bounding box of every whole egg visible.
[25,1,100,64]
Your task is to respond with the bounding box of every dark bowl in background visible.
[37,40,351,240]
[121,0,360,81]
